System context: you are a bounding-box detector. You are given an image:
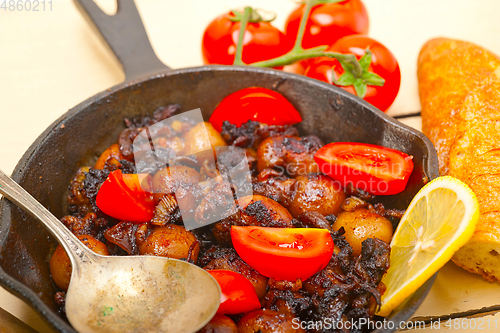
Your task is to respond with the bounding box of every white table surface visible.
[2,1,500,332]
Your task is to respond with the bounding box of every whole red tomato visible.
[304,35,401,111]
[285,0,369,74]
[202,11,291,66]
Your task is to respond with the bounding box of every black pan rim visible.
[0,64,439,333]
[7,65,440,183]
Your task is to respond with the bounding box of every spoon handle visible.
[0,169,93,263]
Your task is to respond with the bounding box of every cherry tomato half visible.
[304,35,401,111]
[209,87,303,132]
[207,270,261,315]
[314,142,414,196]
[96,170,155,222]
[285,0,369,74]
[202,12,291,66]
[231,226,334,281]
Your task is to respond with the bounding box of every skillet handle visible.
[73,0,170,81]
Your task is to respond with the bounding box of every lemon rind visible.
[377,176,480,317]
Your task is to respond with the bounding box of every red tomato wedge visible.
[231,226,334,281]
[314,142,414,196]
[209,87,302,132]
[207,270,261,315]
[96,170,155,222]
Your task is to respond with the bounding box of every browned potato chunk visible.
[183,122,227,163]
[256,135,322,177]
[138,224,200,263]
[288,174,346,218]
[50,235,109,291]
[152,165,200,202]
[332,208,393,256]
[238,195,294,228]
[95,143,124,169]
[198,314,238,333]
[157,136,186,155]
[67,167,93,216]
[237,309,305,333]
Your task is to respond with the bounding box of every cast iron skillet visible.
[0,0,439,332]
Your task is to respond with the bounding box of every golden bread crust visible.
[418,38,500,282]
[418,38,500,175]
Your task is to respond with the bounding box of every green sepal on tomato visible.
[96,169,155,222]
[305,35,401,111]
[314,142,414,196]
[207,270,261,315]
[209,87,302,132]
[231,226,334,281]
[202,8,291,67]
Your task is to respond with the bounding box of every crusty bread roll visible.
[418,38,500,282]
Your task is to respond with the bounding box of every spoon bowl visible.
[0,169,220,333]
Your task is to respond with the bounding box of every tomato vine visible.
[231,0,384,98]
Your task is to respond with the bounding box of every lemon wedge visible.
[377,176,479,317]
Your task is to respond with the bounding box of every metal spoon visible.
[0,169,220,333]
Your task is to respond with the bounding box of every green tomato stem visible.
[291,0,345,52]
[229,7,276,23]
[233,7,253,66]
[251,49,360,75]
[291,0,317,52]
[250,0,362,76]
[232,0,367,83]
